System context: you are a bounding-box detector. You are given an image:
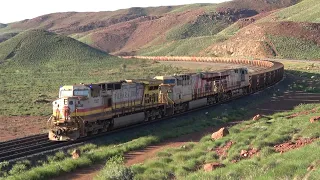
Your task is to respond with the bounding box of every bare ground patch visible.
[0,116,47,142]
[274,138,319,153]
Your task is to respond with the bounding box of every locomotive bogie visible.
[49,128,80,141]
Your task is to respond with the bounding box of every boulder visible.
[72,149,81,159]
[307,165,314,171]
[203,163,225,172]
[211,127,229,140]
[310,116,320,123]
[240,149,248,157]
[253,114,262,121]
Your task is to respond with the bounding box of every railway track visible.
[0,57,284,163]
[0,134,47,148]
[0,134,55,162]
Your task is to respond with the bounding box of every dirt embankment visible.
[203,21,320,58]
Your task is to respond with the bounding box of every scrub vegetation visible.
[132,104,320,180]
[268,35,320,60]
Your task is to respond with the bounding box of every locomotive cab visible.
[49,85,90,141]
[52,85,90,121]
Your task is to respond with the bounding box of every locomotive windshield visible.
[73,89,89,96]
[60,90,73,97]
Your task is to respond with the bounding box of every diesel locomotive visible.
[48,57,284,141]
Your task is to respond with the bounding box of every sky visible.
[0,0,230,23]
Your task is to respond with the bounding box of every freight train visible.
[48,57,284,141]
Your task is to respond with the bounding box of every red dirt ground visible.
[0,116,47,142]
[215,141,234,159]
[274,138,319,153]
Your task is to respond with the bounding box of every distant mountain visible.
[1,0,317,59]
[0,29,108,65]
[4,6,179,35]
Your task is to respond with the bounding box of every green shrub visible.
[95,156,134,180]
[9,163,27,175]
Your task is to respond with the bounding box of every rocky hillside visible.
[203,0,320,59]
[140,0,320,59]
[217,0,299,12]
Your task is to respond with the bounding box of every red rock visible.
[72,149,81,159]
[211,127,229,140]
[253,114,262,121]
[203,163,225,172]
[215,141,234,158]
[310,116,320,123]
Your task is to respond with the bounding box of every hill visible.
[0,0,302,56]
[202,21,320,59]
[202,0,320,59]
[138,0,320,59]
[217,0,299,12]
[0,32,17,43]
[0,6,185,35]
[263,0,320,23]
[0,29,108,65]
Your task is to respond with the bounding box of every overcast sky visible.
[0,0,230,23]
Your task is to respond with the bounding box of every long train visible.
[48,57,284,141]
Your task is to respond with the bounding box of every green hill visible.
[273,0,320,23]
[0,29,108,66]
